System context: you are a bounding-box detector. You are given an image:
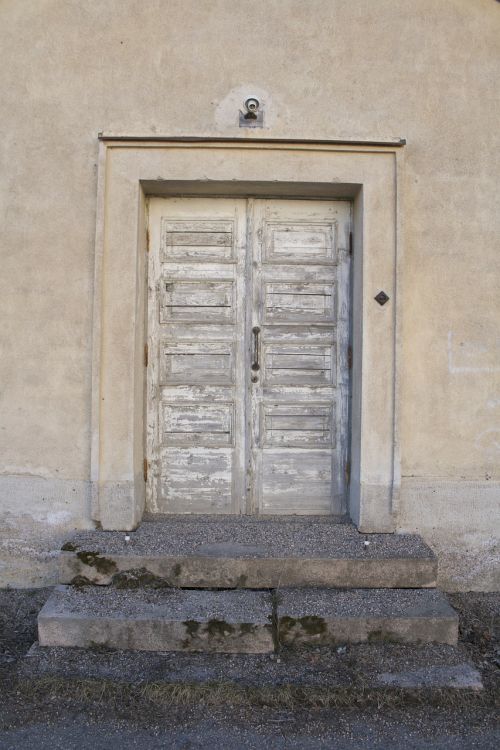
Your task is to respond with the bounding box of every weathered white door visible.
[249,199,351,514]
[147,197,351,515]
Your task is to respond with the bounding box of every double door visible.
[147,197,351,515]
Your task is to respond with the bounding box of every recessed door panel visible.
[263,343,336,386]
[161,219,235,263]
[160,341,234,386]
[160,448,233,513]
[262,404,335,448]
[159,280,235,323]
[264,282,335,323]
[162,403,234,447]
[260,451,334,514]
[263,221,337,264]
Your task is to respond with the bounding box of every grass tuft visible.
[11,675,493,711]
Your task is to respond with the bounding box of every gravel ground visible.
[66,516,435,559]
[0,589,50,664]
[0,588,498,749]
[0,708,498,750]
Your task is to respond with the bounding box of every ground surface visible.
[0,589,498,749]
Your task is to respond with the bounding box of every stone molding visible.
[91,138,404,531]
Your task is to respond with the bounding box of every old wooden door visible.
[147,197,351,515]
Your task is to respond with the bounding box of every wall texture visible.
[0,0,498,589]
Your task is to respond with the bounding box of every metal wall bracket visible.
[239,97,264,128]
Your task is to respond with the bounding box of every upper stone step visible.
[59,516,437,589]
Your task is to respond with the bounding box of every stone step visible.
[38,586,274,654]
[22,641,483,696]
[277,588,458,646]
[59,517,437,589]
[38,586,457,654]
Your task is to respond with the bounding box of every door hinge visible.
[349,231,353,256]
[144,343,148,367]
[146,228,150,252]
[143,458,148,483]
[345,460,351,485]
[347,345,352,370]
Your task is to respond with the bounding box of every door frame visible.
[91,136,404,532]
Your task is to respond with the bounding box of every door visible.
[147,197,351,515]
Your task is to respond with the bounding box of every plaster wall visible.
[0,0,498,589]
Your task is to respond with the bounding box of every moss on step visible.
[279,615,327,639]
[206,620,235,637]
[239,623,257,635]
[183,620,200,637]
[61,542,78,552]
[88,641,116,653]
[76,551,117,575]
[367,629,401,643]
[111,568,172,589]
[69,575,94,588]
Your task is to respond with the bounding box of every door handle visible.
[251,326,261,371]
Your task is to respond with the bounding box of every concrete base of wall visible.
[398,479,500,592]
[0,477,94,588]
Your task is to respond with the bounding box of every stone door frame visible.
[91,136,405,532]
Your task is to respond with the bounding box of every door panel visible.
[161,220,236,262]
[160,341,235,386]
[147,197,350,515]
[263,282,336,323]
[159,280,236,323]
[250,199,350,515]
[263,221,337,264]
[159,448,233,514]
[263,343,336,386]
[260,450,334,514]
[148,198,247,514]
[162,402,234,447]
[262,404,335,448]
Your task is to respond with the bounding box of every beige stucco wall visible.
[0,0,498,589]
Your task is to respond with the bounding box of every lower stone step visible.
[38,586,458,653]
[18,643,483,709]
[38,586,274,654]
[22,641,483,698]
[277,588,458,646]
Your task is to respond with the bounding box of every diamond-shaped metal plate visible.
[374,291,390,306]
